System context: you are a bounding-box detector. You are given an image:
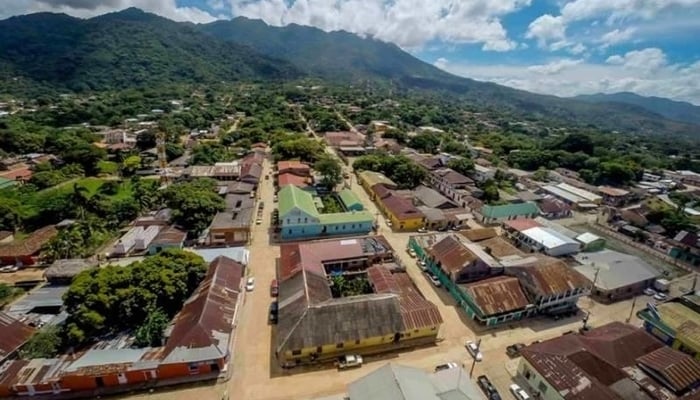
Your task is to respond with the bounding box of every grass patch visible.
[97,161,119,176]
[319,194,345,214]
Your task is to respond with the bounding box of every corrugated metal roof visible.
[511,259,591,297]
[382,195,424,220]
[504,218,542,232]
[428,235,477,274]
[461,276,530,316]
[521,227,580,250]
[636,346,700,392]
[0,312,35,362]
[459,228,497,242]
[480,202,539,219]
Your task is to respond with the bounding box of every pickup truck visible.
[337,354,363,369]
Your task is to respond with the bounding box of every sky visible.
[2,0,700,105]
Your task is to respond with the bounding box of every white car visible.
[0,265,18,273]
[654,292,668,301]
[466,341,483,362]
[407,248,416,258]
[509,384,530,400]
[337,354,363,369]
[417,227,427,233]
[427,273,441,287]
[643,288,657,296]
[434,362,459,372]
[246,277,255,291]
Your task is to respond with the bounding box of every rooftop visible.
[480,202,539,219]
[151,226,187,245]
[382,194,424,220]
[0,225,57,258]
[598,186,630,197]
[44,259,96,281]
[461,276,530,316]
[509,258,591,296]
[520,227,581,250]
[0,312,35,362]
[414,185,455,209]
[573,250,659,291]
[459,228,498,242]
[359,170,397,189]
[278,172,311,188]
[636,346,700,393]
[338,188,363,210]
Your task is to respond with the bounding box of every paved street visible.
[126,149,650,400]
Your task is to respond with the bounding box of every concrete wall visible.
[518,358,565,400]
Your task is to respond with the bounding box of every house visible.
[278,172,311,189]
[598,186,631,206]
[576,232,606,252]
[471,164,494,183]
[0,225,57,266]
[346,363,487,400]
[460,228,498,243]
[338,189,364,211]
[207,194,254,246]
[44,259,96,284]
[413,185,456,209]
[505,257,591,315]
[424,234,502,283]
[540,182,601,209]
[112,226,160,255]
[186,164,240,181]
[358,170,397,196]
[148,226,186,255]
[275,238,441,366]
[379,194,425,231]
[518,322,695,400]
[460,276,533,325]
[277,160,310,177]
[0,164,33,182]
[503,219,581,257]
[0,312,35,364]
[0,231,14,244]
[668,231,700,266]
[240,162,262,186]
[573,250,659,302]
[418,207,448,231]
[538,197,572,219]
[278,185,373,240]
[324,131,365,147]
[479,202,540,225]
[428,168,475,206]
[638,295,700,361]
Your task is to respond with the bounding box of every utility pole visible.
[469,338,482,378]
[583,264,599,332]
[626,295,638,323]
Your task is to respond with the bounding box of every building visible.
[0,312,35,364]
[44,259,96,284]
[423,234,503,283]
[0,256,245,398]
[185,163,241,181]
[598,186,631,206]
[478,202,540,225]
[540,182,601,209]
[378,193,425,231]
[538,197,572,219]
[358,170,397,196]
[638,295,700,360]
[413,185,456,209]
[278,172,312,189]
[207,194,254,245]
[573,250,659,302]
[338,189,364,211]
[278,185,374,240]
[147,226,186,255]
[471,164,494,183]
[112,226,160,255]
[575,232,606,252]
[460,276,533,325]
[277,160,311,177]
[428,168,475,205]
[0,225,58,266]
[503,219,581,257]
[346,363,486,400]
[518,321,700,400]
[275,237,442,366]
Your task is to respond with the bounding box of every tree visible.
[533,168,549,182]
[315,156,342,188]
[409,134,441,154]
[121,155,142,176]
[20,326,62,359]
[70,183,91,220]
[134,308,169,347]
[481,179,500,203]
[447,157,475,176]
[162,179,225,236]
[0,202,20,231]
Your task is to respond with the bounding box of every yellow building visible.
[638,296,700,360]
[379,194,425,231]
[276,245,442,367]
[357,170,397,196]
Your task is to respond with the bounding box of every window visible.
[305,217,308,223]
[292,349,301,356]
[297,218,301,223]
[524,370,531,379]
[352,224,355,229]
[336,343,344,349]
[188,363,199,373]
[538,382,548,393]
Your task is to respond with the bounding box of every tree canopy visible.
[353,153,426,189]
[161,178,225,236]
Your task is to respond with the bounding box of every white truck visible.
[337,354,363,369]
[654,278,670,293]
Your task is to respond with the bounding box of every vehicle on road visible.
[256,218,262,225]
[465,341,483,362]
[0,266,19,273]
[269,302,278,324]
[407,248,416,258]
[273,195,278,202]
[427,273,441,287]
[418,260,428,272]
[643,288,657,296]
[270,279,279,297]
[477,375,502,400]
[258,201,265,209]
[246,277,255,291]
[654,292,668,301]
[434,362,459,372]
[509,384,530,400]
[506,343,526,357]
[337,354,363,369]
[417,227,427,233]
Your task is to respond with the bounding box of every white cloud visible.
[0,0,220,23]
[434,53,700,105]
[229,0,528,50]
[560,0,700,23]
[605,47,668,71]
[599,27,636,48]
[525,14,566,48]
[207,0,226,11]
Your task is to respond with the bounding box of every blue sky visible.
[2,0,699,104]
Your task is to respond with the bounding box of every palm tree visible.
[70,183,90,220]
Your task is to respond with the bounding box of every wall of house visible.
[148,242,183,255]
[592,279,654,302]
[280,221,372,239]
[669,247,700,266]
[518,358,565,400]
[208,228,250,245]
[157,360,221,380]
[388,214,424,231]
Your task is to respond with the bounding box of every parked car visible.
[427,273,441,287]
[246,277,255,291]
[270,279,279,297]
[417,227,427,233]
[407,248,416,258]
[477,375,502,400]
[506,343,526,357]
[337,354,363,369]
[269,302,278,323]
[273,195,278,202]
[643,288,657,296]
[256,218,263,225]
[654,292,668,301]
[418,260,428,272]
[0,266,19,273]
[465,341,483,362]
[434,362,459,372]
[509,384,530,400]
[258,201,265,209]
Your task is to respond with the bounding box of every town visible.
[0,84,699,400]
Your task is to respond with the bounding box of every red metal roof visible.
[278,172,310,188]
[162,256,244,357]
[504,218,541,232]
[636,346,700,393]
[0,225,57,258]
[381,195,423,220]
[516,259,591,296]
[428,235,476,274]
[0,166,32,181]
[277,161,310,176]
[460,228,498,242]
[462,276,530,316]
[0,312,35,362]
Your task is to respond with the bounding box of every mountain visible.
[575,92,700,126]
[200,18,699,137]
[0,8,300,92]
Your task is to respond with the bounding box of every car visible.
[273,195,278,202]
[418,260,428,272]
[434,362,459,372]
[427,273,441,287]
[654,292,668,301]
[530,340,542,345]
[270,279,279,297]
[269,302,278,323]
[643,288,657,296]
[417,227,427,233]
[509,384,530,400]
[465,341,483,362]
[506,343,526,357]
[256,218,263,225]
[477,375,502,400]
[0,265,18,273]
[246,277,255,291]
[258,201,265,209]
[385,220,393,227]
[407,248,416,258]
[337,354,363,369]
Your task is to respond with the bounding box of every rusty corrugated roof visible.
[515,259,591,296]
[504,218,542,232]
[428,235,476,274]
[0,312,35,362]
[462,276,530,316]
[460,228,497,242]
[0,225,57,258]
[636,346,700,393]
